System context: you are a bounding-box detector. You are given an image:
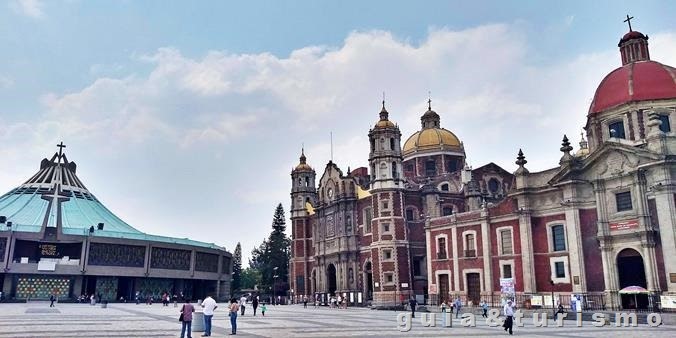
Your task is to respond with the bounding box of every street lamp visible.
[550,280,555,319]
[273,267,279,305]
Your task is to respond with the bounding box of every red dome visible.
[620,31,647,44]
[589,61,676,114]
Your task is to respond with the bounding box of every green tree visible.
[231,242,242,296]
[240,267,261,290]
[248,203,291,295]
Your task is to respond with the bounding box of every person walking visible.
[252,295,259,316]
[454,297,462,319]
[49,294,56,307]
[229,298,240,335]
[502,299,515,335]
[180,298,195,338]
[261,303,267,316]
[90,294,96,306]
[239,295,247,316]
[303,296,308,308]
[440,301,448,326]
[480,300,489,318]
[200,295,218,337]
[408,297,417,318]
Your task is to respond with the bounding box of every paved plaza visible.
[0,302,673,337]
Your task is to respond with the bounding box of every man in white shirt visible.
[200,295,218,337]
[502,300,515,335]
[239,295,247,316]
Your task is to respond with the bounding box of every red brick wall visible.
[531,214,572,292]
[579,208,604,291]
[490,219,522,291]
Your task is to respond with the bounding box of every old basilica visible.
[288,24,675,309]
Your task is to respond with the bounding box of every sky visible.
[1,0,675,261]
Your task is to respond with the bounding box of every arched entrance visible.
[311,270,317,295]
[617,248,648,309]
[327,264,337,296]
[364,262,373,301]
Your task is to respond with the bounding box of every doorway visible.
[466,273,481,305]
[439,274,449,304]
[364,262,373,301]
[617,248,648,309]
[327,264,337,296]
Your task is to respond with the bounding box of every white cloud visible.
[9,0,45,19]
[0,76,13,88]
[3,23,676,259]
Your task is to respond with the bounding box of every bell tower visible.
[289,149,316,297]
[368,101,404,190]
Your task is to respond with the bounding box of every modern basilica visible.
[288,24,675,309]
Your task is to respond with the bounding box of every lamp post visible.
[273,266,278,305]
[550,280,555,319]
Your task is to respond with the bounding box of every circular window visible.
[488,178,500,193]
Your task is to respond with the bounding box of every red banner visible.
[609,219,639,231]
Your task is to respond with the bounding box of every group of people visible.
[178,294,269,338]
[328,294,348,309]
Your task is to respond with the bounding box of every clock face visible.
[327,188,334,198]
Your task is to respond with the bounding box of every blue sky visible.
[1,0,675,260]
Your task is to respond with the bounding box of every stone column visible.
[424,218,434,294]
[517,205,536,292]
[653,188,676,291]
[562,184,587,292]
[480,215,493,294]
[451,226,460,292]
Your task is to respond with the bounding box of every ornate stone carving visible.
[195,252,219,272]
[88,243,145,267]
[150,247,191,270]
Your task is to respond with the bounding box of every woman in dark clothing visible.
[252,296,259,316]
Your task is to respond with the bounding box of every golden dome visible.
[403,128,462,156]
[375,119,395,128]
[293,149,314,172]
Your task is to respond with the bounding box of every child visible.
[261,303,267,316]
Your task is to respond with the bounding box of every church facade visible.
[289,26,675,309]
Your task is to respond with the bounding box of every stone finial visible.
[559,135,574,165]
[560,135,573,153]
[515,149,529,175]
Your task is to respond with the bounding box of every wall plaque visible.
[670,273,676,283]
[609,219,639,231]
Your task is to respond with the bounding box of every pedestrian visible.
[314,294,319,308]
[90,294,96,306]
[303,296,308,308]
[200,294,218,337]
[179,298,195,338]
[229,298,240,335]
[337,295,342,309]
[49,294,56,307]
[239,294,247,316]
[408,297,417,318]
[173,294,178,307]
[261,302,267,316]
[556,303,566,320]
[135,292,140,305]
[502,299,515,335]
[252,296,259,316]
[480,299,489,318]
[454,297,462,318]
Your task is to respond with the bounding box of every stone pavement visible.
[0,302,673,337]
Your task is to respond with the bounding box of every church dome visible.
[402,127,461,156]
[589,26,676,114]
[588,60,676,114]
[293,149,313,172]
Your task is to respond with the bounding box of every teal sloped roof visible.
[0,150,225,251]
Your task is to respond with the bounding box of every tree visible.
[231,242,242,296]
[247,203,291,295]
[240,267,261,290]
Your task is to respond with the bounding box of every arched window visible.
[390,138,395,150]
[305,177,310,187]
[425,159,436,176]
[391,161,397,178]
[608,120,626,139]
[379,162,387,178]
[370,139,375,152]
[442,206,453,216]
